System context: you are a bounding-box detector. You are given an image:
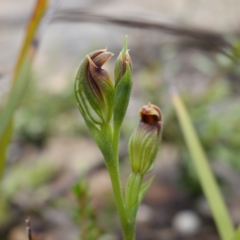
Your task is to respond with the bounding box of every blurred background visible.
[1,0,240,239]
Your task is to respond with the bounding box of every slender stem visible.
[112,126,120,165]
[101,123,135,240]
[100,121,135,239]
[107,164,134,240]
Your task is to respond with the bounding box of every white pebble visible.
[137,204,153,223]
[172,210,201,235]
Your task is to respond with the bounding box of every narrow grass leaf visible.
[0,123,13,181]
[171,91,234,240]
[12,0,47,85]
[0,56,32,139]
[0,0,48,181]
[230,226,240,240]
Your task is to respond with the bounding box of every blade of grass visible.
[0,0,48,182]
[0,53,33,140]
[0,0,60,222]
[230,226,240,240]
[12,0,48,86]
[0,122,13,184]
[170,89,234,240]
[0,0,60,182]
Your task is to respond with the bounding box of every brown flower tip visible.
[124,50,133,71]
[90,50,114,68]
[114,36,132,87]
[139,103,162,125]
[120,50,132,75]
[86,50,114,101]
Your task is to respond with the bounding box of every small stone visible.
[172,210,201,235]
[137,204,153,223]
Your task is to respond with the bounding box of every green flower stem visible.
[102,125,134,240]
[112,126,120,165]
[107,164,135,240]
[100,122,136,239]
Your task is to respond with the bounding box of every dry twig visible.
[53,9,232,52]
[26,218,32,240]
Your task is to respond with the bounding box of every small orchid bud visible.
[75,49,114,125]
[114,36,133,87]
[113,37,133,129]
[129,103,163,175]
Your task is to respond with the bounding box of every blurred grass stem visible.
[171,90,234,240]
[0,0,60,181]
[0,0,60,223]
[230,226,240,240]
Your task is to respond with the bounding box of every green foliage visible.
[2,158,56,199]
[0,0,48,186]
[125,173,142,222]
[79,114,114,167]
[73,180,102,240]
[14,80,85,146]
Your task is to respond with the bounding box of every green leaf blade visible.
[171,92,234,240]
